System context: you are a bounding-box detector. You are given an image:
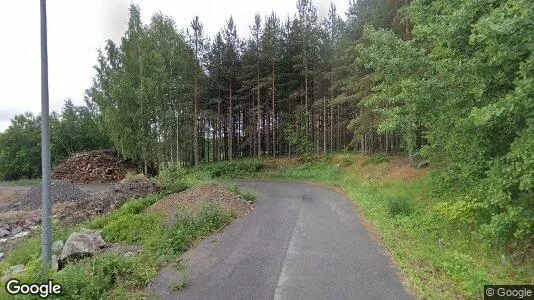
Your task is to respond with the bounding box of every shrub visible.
[53,253,134,300]
[363,154,389,165]
[158,164,190,193]
[386,195,413,217]
[203,160,263,178]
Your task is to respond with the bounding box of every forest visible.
[0,0,532,247]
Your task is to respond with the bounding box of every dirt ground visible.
[0,189,25,213]
[332,154,427,182]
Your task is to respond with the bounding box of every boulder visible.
[60,229,106,261]
[1,264,25,284]
[52,240,64,254]
[11,226,22,235]
[0,228,9,238]
[51,255,59,272]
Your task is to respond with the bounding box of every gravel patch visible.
[19,180,90,210]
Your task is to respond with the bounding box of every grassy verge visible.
[256,155,533,299]
[0,194,235,299]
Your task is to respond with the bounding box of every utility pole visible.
[40,0,52,268]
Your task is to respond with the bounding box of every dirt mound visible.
[19,180,90,210]
[147,183,253,226]
[52,149,136,184]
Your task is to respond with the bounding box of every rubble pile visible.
[52,149,136,184]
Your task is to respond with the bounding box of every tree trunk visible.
[228,83,233,160]
[193,74,199,166]
[271,66,276,157]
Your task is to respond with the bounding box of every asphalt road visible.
[150,181,412,300]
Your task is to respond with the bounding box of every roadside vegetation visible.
[0,0,531,298]
[138,156,533,299]
[0,172,254,299]
[259,155,532,299]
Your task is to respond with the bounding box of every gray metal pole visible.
[40,0,52,268]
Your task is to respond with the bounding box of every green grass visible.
[256,155,533,299]
[0,195,235,299]
[223,183,257,204]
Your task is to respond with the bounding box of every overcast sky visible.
[0,0,349,132]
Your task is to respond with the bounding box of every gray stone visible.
[0,238,7,243]
[51,255,59,272]
[11,226,22,235]
[60,230,106,261]
[0,253,4,261]
[11,231,29,239]
[0,228,9,238]
[1,264,25,284]
[52,240,64,254]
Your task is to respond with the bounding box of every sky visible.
[0,0,349,132]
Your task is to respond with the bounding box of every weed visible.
[363,154,389,165]
[202,160,263,178]
[224,183,257,204]
[386,195,414,217]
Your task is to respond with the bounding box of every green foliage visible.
[0,113,41,180]
[168,204,234,253]
[224,184,257,204]
[0,100,112,181]
[348,0,534,246]
[363,154,389,165]
[202,160,264,178]
[52,253,133,299]
[86,5,198,170]
[157,164,190,193]
[263,159,531,298]
[339,153,353,167]
[0,194,237,299]
[283,108,313,156]
[386,195,413,217]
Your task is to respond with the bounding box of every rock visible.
[0,228,10,237]
[11,226,22,235]
[0,253,4,261]
[11,231,29,239]
[1,265,25,284]
[0,238,7,243]
[52,240,64,254]
[60,230,106,261]
[51,255,59,272]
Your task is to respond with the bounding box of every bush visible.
[53,253,134,300]
[386,195,413,217]
[363,154,389,165]
[158,164,190,193]
[203,160,263,178]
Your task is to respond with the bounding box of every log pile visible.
[52,149,136,184]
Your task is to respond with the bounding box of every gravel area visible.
[19,180,91,210]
